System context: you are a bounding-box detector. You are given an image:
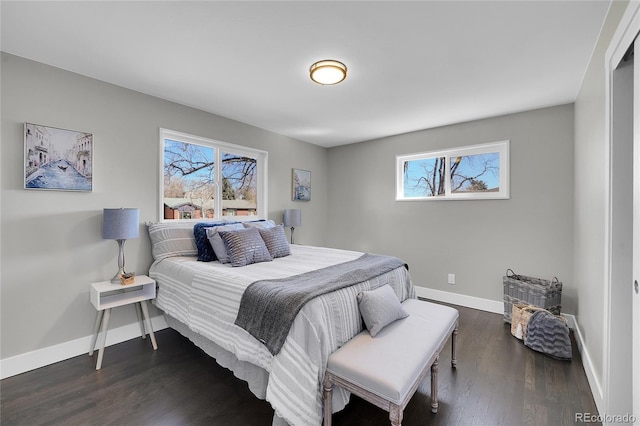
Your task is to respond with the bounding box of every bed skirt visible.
[164,315,290,426]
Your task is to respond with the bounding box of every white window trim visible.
[159,128,268,221]
[396,140,509,201]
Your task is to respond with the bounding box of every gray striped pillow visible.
[147,222,198,261]
[218,227,273,267]
[258,224,291,258]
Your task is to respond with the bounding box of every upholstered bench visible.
[323,299,459,426]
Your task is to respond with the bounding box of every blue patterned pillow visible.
[218,227,273,267]
[258,224,290,258]
[193,221,230,262]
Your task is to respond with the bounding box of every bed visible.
[147,220,415,426]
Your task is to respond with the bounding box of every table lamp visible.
[103,208,139,283]
[283,209,302,244]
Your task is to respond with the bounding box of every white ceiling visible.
[1,1,611,147]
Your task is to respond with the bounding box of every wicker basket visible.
[503,269,562,323]
[510,303,548,340]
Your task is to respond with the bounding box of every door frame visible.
[604,1,640,423]
[633,34,640,426]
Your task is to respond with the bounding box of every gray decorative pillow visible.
[218,227,273,267]
[205,223,245,263]
[357,285,409,337]
[258,224,291,258]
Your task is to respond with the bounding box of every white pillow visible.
[242,219,276,229]
[357,285,409,337]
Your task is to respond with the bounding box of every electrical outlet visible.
[448,274,456,285]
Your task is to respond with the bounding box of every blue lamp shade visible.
[283,209,302,228]
[103,208,139,240]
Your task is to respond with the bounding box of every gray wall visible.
[1,2,631,404]
[574,0,630,411]
[0,53,328,359]
[2,52,577,365]
[326,105,575,311]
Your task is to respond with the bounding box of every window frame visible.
[396,140,510,201]
[159,128,268,221]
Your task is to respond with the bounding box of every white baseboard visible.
[414,286,603,413]
[564,314,605,413]
[414,286,504,314]
[0,315,168,380]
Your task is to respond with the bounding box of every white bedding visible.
[149,244,415,426]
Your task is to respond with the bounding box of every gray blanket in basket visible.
[235,253,406,355]
[524,310,572,360]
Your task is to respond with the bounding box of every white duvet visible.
[149,245,414,426]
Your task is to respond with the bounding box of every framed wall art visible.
[292,168,311,201]
[24,123,93,191]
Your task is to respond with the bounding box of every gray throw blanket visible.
[235,253,406,355]
[524,310,572,360]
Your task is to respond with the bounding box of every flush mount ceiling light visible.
[309,60,347,85]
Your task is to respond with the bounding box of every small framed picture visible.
[292,168,311,201]
[24,123,93,191]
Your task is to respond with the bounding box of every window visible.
[396,140,509,200]
[160,128,267,221]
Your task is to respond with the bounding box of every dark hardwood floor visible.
[1,304,599,426]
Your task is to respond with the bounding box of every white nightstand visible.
[89,274,158,370]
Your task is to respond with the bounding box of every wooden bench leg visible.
[431,356,439,413]
[323,376,333,426]
[389,404,403,426]
[452,326,458,368]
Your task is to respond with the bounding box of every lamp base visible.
[110,239,129,283]
[111,267,126,284]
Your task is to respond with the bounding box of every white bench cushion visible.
[326,299,458,405]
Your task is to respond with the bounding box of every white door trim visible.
[604,1,640,423]
[633,34,640,426]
